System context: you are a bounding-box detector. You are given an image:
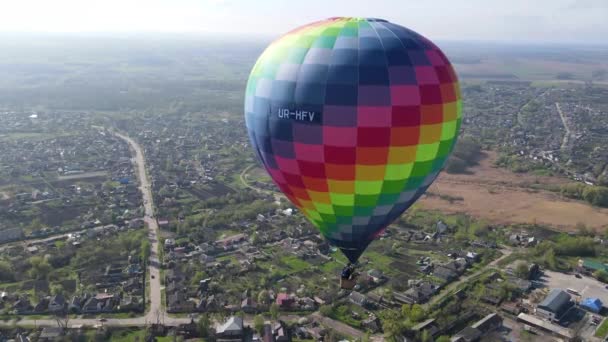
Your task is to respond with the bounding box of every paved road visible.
[556,102,573,151]
[112,131,168,325]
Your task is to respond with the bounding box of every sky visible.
[1,0,607,43]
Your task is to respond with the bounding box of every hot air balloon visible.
[244,17,461,283]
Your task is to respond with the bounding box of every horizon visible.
[1,31,608,48]
[1,0,608,45]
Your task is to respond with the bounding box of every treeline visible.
[560,183,608,208]
[527,235,599,271]
[444,137,482,174]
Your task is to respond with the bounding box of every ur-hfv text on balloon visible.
[277,108,317,122]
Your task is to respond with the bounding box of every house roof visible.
[471,313,502,332]
[368,269,383,278]
[517,313,573,339]
[412,318,436,331]
[433,265,457,279]
[349,291,367,305]
[217,316,244,333]
[453,326,482,342]
[580,297,602,313]
[582,259,608,272]
[538,289,571,313]
[50,294,66,305]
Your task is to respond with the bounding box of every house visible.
[15,333,30,342]
[82,298,100,314]
[367,269,385,284]
[501,301,522,316]
[276,293,294,309]
[471,313,503,333]
[241,297,257,313]
[48,294,66,313]
[263,324,275,342]
[506,277,533,293]
[450,326,481,342]
[82,296,114,314]
[516,313,574,340]
[13,298,34,314]
[273,321,290,342]
[580,297,602,313]
[123,278,143,295]
[436,220,448,234]
[509,234,521,245]
[348,292,368,307]
[166,269,185,283]
[362,315,381,333]
[34,298,49,313]
[118,295,142,311]
[167,292,195,313]
[465,252,479,262]
[164,238,175,249]
[216,316,244,340]
[433,265,458,282]
[411,318,440,339]
[536,289,572,322]
[398,282,437,304]
[68,296,82,313]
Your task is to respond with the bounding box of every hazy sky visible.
[1,0,607,43]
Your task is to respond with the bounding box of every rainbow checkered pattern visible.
[245,17,461,262]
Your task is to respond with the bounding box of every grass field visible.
[280,255,311,273]
[420,151,608,231]
[595,318,608,338]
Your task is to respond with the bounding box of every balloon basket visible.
[340,276,357,290]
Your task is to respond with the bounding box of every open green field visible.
[595,318,608,338]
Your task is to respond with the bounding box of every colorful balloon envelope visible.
[244,17,462,263]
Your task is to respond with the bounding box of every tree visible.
[391,242,403,256]
[254,315,265,335]
[436,336,450,342]
[593,269,608,283]
[319,305,333,316]
[420,330,431,342]
[0,261,15,282]
[251,232,260,245]
[576,222,592,236]
[140,240,151,262]
[409,304,426,323]
[270,303,279,320]
[514,261,530,279]
[197,314,212,337]
[257,290,270,306]
[380,310,405,342]
[28,256,52,280]
[542,248,557,270]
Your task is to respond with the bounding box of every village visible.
[461,83,608,187]
[1,87,608,342]
[0,111,144,242]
